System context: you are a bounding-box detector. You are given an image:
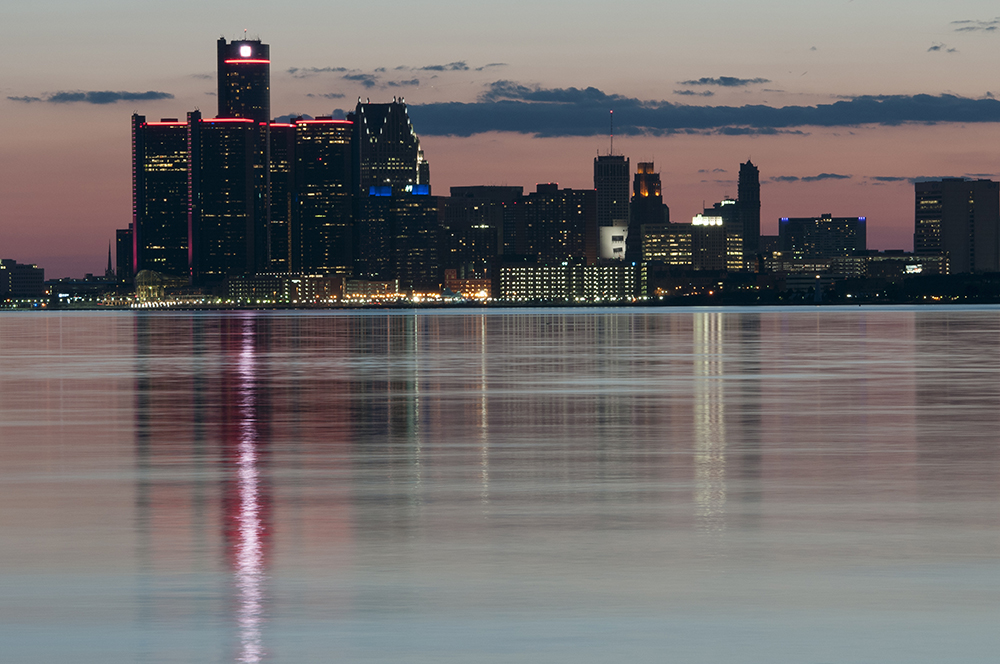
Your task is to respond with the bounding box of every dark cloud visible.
[288,66,350,78]
[8,90,173,104]
[678,76,770,87]
[952,18,1000,32]
[273,114,315,123]
[928,43,958,53]
[190,73,212,80]
[674,89,715,97]
[475,63,508,71]
[343,73,378,88]
[698,168,728,174]
[418,61,469,71]
[406,84,1000,137]
[869,176,908,182]
[801,173,852,182]
[386,79,420,87]
[771,176,801,183]
[306,92,346,99]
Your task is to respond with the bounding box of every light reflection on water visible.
[1,308,1000,663]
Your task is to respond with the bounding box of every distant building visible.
[914,178,1000,273]
[269,123,294,272]
[496,263,637,302]
[188,111,268,283]
[116,224,134,283]
[641,223,692,266]
[217,37,270,123]
[626,162,668,262]
[226,273,343,303]
[779,214,867,258]
[445,186,522,277]
[737,160,761,258]
[131,116,189,278]
[0,259,45,298]
[509,184,598,265]
[290,119,354,276]
[594,154,630,230]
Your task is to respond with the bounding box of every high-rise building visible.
[290,119,353,275]
[594,154,630,229]
[510,184,598,265]
[268,123,294,272]
[0,259,45,298]
[188,112,266,283]
[116,224,133,283]
[349,99,428,278]
[217,38,270,123]
[445,186,522,277]
[626,162,668,262]
[778,214,867,258]
[131,115,189,278]
[737,160,761,258]
[915,178,1000,273]
[350,99,424,196]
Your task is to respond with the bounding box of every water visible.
[1,307,999,663]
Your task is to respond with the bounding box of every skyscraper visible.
[131,115,189,278]
[510,184,597,265]
[188,112,265,283]
[217,38,270,123]
[779,214,867,258]
[915,178,1000,273]
[737,160,761,259]
[291,119,354,275]
[594,154,630,228]
[626,162,668,263]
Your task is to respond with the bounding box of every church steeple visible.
[105,242,115,279]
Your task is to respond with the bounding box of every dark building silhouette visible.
[510,184,597,265]
[290,119,353,275]
[217,38,270,123]
[702,199,745,271]
[737,160,761,259]
[626,162,668,262]
[350,99,428,277]
[389,192,442,291]
[445,186,522,276]
[116,224,133,283]
[131,116,190,278]
[594,154,630,228]
[915,178,1000,274]
[188,112,268,283]
[779,214,867,258]
[0,259,45,298]
[268,123,294,272]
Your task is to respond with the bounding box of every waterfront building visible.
[626,162,668,262]
[778,214,867,259]
[116,225,134,283]
[0,259,45,298]
[496,263,637,302]
[914,178,1000,273]
[291,119,353,276]
[131,116,189,278]
[444,186,521,277]
[268,123,294,272]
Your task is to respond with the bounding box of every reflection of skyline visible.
[694,312,726,534]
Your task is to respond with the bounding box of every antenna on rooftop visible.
[609,109,614,156]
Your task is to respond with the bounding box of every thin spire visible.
[609,109,614,156]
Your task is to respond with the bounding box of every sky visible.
[3,0,1000,277]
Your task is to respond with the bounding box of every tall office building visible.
[737,160,760,258]
[594,154,630,228]
[626,163,668,262]
[915,178,1000,273]
[291,119,354,275]
[268,123,294,272]
[218,38,270,123]
[188,111,266,283]
[350,99,428,277]
[131,115,189,278]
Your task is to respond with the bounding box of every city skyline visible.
[5,2,1000,276]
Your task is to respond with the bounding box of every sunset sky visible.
[3,0,1000,277]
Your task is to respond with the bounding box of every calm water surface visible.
[1,307,998,663]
